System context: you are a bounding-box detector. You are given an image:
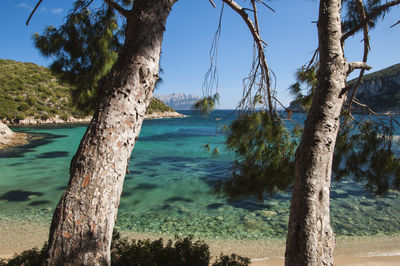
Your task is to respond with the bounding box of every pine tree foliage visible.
[342,0,388,32]
[193,93,220,114]
[217,0,400,199]
[333,113,400,195]
[218,112,301,198]
[33,1,126,112]
[288,66,318,112]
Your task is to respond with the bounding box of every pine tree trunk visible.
[285,0,349,264]
[45,1,176,265]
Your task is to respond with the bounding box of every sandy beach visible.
[1,219,399,265]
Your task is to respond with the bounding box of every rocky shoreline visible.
[1,111,186,126]
[0,111,186,149]
[0,122,28,149]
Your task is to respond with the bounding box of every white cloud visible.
[17,2,32,10]
[51,8,63,14]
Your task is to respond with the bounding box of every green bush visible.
[60,113,70,121]
[26,96,37,106]
[0,245,47,266]
[14,96,24,102]
[40,114,50,120]
[17,103,30,112]
[213,253,251,266]
[0,231,250,266]
[15,114,25,121]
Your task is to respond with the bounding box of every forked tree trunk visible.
[45,1,176,265]
[285,0,349,264]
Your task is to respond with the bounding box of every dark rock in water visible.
[0,190,43,202]
[207,203,224,210]
[161,204,173,210]
[136,161,162,167]
[29,200,51,206]
[135,183,158,190]
[165,197,193,203]
[153,156,198,164]
[36,151,69,158]
[122,190,133,197]
[8,162,24,167]
[133,170,144,175]
[57,186,67,191]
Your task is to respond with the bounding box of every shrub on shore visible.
[0,231,250,266]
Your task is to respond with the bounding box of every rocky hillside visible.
[0,59,176,123]
[350,63,400,113]
[289,63,400,113]
[155,93,200,110]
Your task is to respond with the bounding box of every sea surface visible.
[0,110,399,240]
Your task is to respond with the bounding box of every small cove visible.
[0,110,399,240]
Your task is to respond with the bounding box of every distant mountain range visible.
[155,93,200,110]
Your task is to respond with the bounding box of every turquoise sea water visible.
[0,110,399,240]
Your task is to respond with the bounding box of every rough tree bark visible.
[45,1,177,265]
[285,0,348,264]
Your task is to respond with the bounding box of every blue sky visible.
[0,0,399,109]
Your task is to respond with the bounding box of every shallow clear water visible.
[0,110,399,239]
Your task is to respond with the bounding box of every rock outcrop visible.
[0,122,27,149]
[144,111,186,119]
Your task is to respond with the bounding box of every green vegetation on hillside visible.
[147,97,173,114]
[0,59,86,121]
[0,59,174,122]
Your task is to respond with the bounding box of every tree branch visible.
[255,0,276,13]
[208,0,216,8]
[347,62,372,75]
[391,20,400,27]
[103,0,129,18]
[342,0,400,42]
[222,0,273,114]
[26,0,43,26]
[347,0,370,110]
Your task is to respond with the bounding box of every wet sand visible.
[1,219,399,265]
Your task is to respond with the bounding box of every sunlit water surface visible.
[0,110,399,239]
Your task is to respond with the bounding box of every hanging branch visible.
[208,0,217,8]
[347,0,370,110]
[255,0,276,13]
[222,0,274,115]
[391,20,400,27]
[342,0,400,42]
[305,49,319,72]
[26,0,43,26]
[195,3,224,114]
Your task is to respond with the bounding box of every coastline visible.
[1,219,399,265]
[1,111,186,126]
[0,111,185,150]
